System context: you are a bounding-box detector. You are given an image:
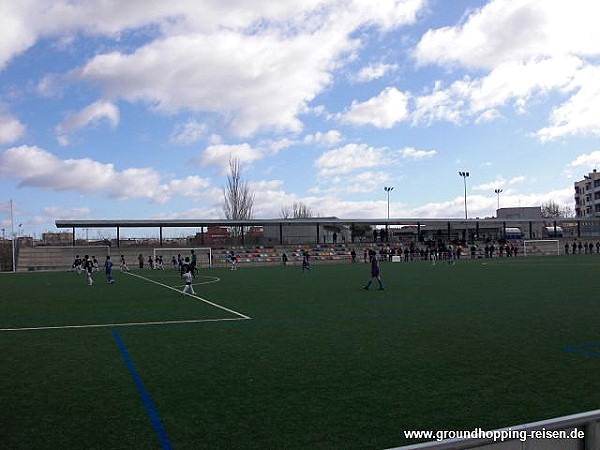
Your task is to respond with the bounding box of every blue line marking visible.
[561,341,600,359]
[112,329,172,449]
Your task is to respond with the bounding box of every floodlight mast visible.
[384,186,394,221]
[10,199,15,272]
[459,172,469,221]
[384,186,393,243]
[459,172,469,242]
[494,188,503,211]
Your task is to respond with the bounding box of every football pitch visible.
[1,255,599,449]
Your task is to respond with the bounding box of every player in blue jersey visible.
[363,250,384,290]
[302,250,311,271]
[104,255,115,283]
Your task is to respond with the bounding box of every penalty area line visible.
[123,271,251,320]
[0,317,250,332]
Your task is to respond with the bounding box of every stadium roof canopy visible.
[55,216,561,229]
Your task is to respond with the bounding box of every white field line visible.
[172,275,221,288]
[0,317,249,332]
[123,271,251,320]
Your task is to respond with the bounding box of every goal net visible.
[152,247,213,269]
[522,240,560,257]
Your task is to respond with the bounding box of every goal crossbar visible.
[522,239,560,257]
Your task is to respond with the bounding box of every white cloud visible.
[28,206,93,227]
[473,176,526,191]
[199,138,295,174]
[412,56,583,126]
[354,62,398,82]
[567,151,600,169]
[0,111,25,144]
[411,0,600,139]
[52,1,424,137]
[311,170,391,195]
[341,87,410,128]
[199,143,263,173]
[0,0,427,140]
[55,100,119,144]
[0,145,210,203]
[315,143,385,176]
[303,129,342,146]
[414,0,600,69]
[405,187,574,220]
[77,30,347,136]
[266,138,295,153]
[170,120,207,145]
[536,65,600,141]
[411,81,465,125]
[400,147,436,160]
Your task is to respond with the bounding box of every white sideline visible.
[0,317,249,332]
[123,271,251,320]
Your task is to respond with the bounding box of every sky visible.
[1,0,600,240]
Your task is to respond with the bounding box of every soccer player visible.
[119,255,129,271]
[302,250,311,271]
[83,255,94,286]
[230,253,238,271]
[180,256,191,277]
[72,255,82,274]
[105,256,115,283]
[190,249,198,276]
[181,267,195,296]
[363,250,384,290]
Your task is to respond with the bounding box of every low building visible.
[42,232,74,245]
[496,207,542,220]
[262,218,351,245]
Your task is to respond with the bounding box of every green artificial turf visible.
[1,256,599,449]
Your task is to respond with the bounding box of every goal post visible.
[152,247,213,268]
[522,240,560,257]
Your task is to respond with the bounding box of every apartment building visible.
[574,169,600,218]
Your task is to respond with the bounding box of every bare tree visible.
[280,204,292,219]
[541,200,574,218]
[280,201,314,218]
[223,158,254,239]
